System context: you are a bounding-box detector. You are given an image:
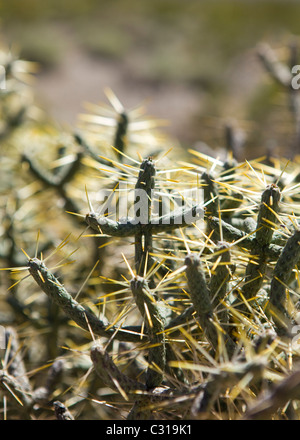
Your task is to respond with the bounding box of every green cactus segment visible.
[241,242,268,305]
[135,158,156,204]
[27,258,145,343]
[114,111,129,160]
[184,254,218,349]
[165,305,195,334]
[90,343,146,395]
[209,242,233,324]
[134,158,156,277]
[86,212,139,237]
[207,216,283,260]
[74,133,111,166]
[130,276,166,389]
[86,204,203,237]
[269,230,300,335]
[255,184,281,247]
[22,153,82,215]
[208,216,252,246]
[243,217,257,233]
[242,184,281,303]
[22,152,83,188]
[202,171,219,217]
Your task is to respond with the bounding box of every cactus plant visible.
[0,44,300,421]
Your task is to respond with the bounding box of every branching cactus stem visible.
[134,158,156,280]
[207,217,283,260]
[202,171,219,217]
[184,254,218,350]
[269,230,300,336]
[27,258,145,343]
[130,276,166,389]
[114,111,129,161]
[90,343,146,396]
[86,204,203,237]
[242,184,281,303]
[209,242,234,324]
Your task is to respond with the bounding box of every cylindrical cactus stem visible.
[208,215,249,244]
[22,151,83,188]
[222,157,238,177]
[241,184,281,304]
[32,360,64,406]
[27,257,145,343]
[74,133,111,166]
[209,242,234,324]
[207,216,283,260]
[255,183,281,247]
[202,171,219,217]
[86,212,137,237]
[165,305,195,333]
[22,154,59,187]
[114,111,128,160]
[184,254,218,349]
[90,343,146,395]
[41,359,64,400]
[130,276,166,389]
[134,158,156,280]
[4,327,32,395]
[269,230,300,336]
[22,153,82,216]
[243,217,257,234]
[241,242,268,306]
[86,204,204,238]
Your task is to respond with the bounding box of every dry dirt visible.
[32,30,296,160]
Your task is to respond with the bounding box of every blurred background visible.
[1,0,300,160]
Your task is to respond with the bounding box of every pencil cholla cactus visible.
[0,45,300,421]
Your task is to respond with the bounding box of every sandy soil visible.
[32,31,296,159]
[34,42,204,146]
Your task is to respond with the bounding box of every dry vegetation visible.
[0,39,300,420]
